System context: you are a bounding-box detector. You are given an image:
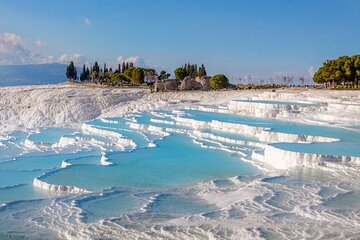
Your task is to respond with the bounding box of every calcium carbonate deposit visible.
[0,84,360,239]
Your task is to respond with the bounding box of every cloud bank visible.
[58,53,86,65]
[0,32,86,65]
[0,32,33,65]
[117,56,146,67]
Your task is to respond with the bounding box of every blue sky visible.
[0,0,359,82]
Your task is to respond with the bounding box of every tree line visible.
[66,61,164,86]
[174,63,207,80]
[313,55,360,88]
[66,61,209,86]
[66,61,230,89]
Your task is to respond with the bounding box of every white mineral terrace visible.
[33,176,90,194]
[1,84,359,175]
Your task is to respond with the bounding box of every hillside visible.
[0,63,67,87]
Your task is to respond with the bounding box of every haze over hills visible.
[0,63,67,87]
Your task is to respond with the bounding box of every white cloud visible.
[0,32,31,64]
[35,39,47,47]
[31,54,55,64]
[81,17,91,26]
[117,56,146,67]
[58,53,86,65]
[1,32,23,44]
[0,32,79,65]
[0,33,149,69]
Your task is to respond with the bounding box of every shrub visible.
[174,67,187,80]
[131,68,145,85]
[210,74,229,89]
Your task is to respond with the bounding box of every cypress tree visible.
[80,64,86,82]
[86,67,90,80]
[202,64,207,76]
[189,64,195,77]
[122,62,126,73]
[91,62,100,82]
[66,61,77,81]
[93,61,100,73]
[74,67,77,81]
[198,64,207,77]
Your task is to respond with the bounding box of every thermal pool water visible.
[0,93,360,239]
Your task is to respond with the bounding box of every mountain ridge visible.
[0,63,67,87]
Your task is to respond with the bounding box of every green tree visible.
[91,61,100,82]
[198,64,207,77]
[80,64,87,82]
[122,62,126,73]
[313,55,360,88]
[66,61,77,81]
[103,63,108,73]
[110,72,122,85]
[92,61,100,73]
[158,70,170,80]
[354,55,360,87]
[123,67,135,82]
[131,67,145,85]
[189,64,195,77]
[86,67,90,80]
[210,74,229,89]
[174,67,187,80]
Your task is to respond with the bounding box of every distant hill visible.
[0,63,67,87]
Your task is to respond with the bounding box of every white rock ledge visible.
[263,144,360,170]
[82,123,136,149]
[209,120,338,143]
[60,160,72,168]
[100,153,113,166]
[190,130,264,148]
[33,177,90,194]
[227,100,320,118]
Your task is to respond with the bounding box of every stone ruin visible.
[153,76,210,92]
[154,79,179,92]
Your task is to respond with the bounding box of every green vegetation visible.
[174,67,187,80]
[123,67,135,82]
[314,55,360,88]
[66,60,232,91]
[66,61,77,81]
[66,54,360,90]
[79,64,90,81]
[174,63,207,80]
[158,70,171,80]
[210,74,229,89]
[68,60,153,86]
[131,67,145,85]
[198,64,207,77]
